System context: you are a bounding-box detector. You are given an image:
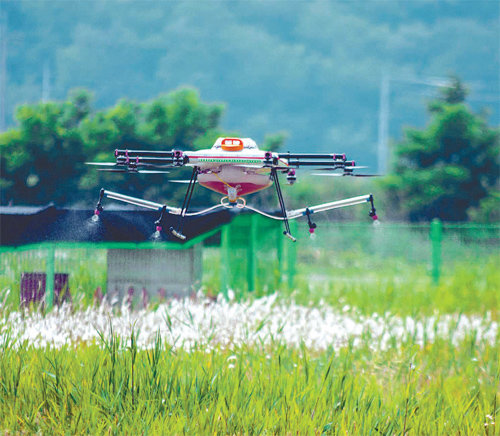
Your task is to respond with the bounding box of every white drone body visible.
[89,137,378,241]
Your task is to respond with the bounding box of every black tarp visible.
[0,205,236,246]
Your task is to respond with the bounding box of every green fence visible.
[289,219,498,288]
[216,214,296,294]
[1,217,498,309]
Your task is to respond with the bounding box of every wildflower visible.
[484,414,495,426]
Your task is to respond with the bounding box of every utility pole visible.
[0,9,7,132]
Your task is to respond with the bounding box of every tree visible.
[0,88,286,206]
[0,89,91,205]
[384,78,499,222]
[6,1,499,164]
[77,88,228,206]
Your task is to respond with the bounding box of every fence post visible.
[45,243,55,309]
[430,218,442,285]
[247,214,257,292]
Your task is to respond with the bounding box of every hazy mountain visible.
[2,0,499,166]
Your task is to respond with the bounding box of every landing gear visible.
[94,188,105,216]
[368,194,378,221]
[305,208,317,234]
[271,168,296,242]
[155,205,167,232]
[169,167,199,240]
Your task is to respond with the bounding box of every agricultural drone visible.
[88,137,378,241]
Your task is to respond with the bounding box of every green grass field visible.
[0,223,498,434]
[0,324,497,434]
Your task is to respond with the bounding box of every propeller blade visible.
[97,168,127,173]
[314,165,369,171]
[168,179,198,183]
[88,162,172,172]
[136,170,170,174]
[97,167,170,174]
[86,162,119,167]
[312,172,380,177]
[312,173,344,177]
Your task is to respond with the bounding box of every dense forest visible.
[2,0,499,165]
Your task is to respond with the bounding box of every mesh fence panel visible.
[1,220,498,307]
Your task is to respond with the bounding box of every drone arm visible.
[113,148,188,168]
[275,152,354,170]
[101,189,182,215]
[114,149,176,158]
[278,152,347,161]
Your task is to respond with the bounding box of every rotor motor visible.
[286,169,297,185]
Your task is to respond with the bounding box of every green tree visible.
[1,88,286,207]
[78,88,228,205]
[6,1,499,162]
[384,78,499,222]
[0,89,91,205]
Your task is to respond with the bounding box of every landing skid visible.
[169,167,199,240]
[244,193,377,237]
[94,188,377,242]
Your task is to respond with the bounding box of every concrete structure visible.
[106,246,202,303]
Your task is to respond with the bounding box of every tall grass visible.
[0,222,498,434]
[0,328,497,434]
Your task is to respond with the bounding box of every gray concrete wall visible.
[106,246,202,303]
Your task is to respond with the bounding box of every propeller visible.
[86,162,118,167]
[314,165,369,171]
[312,172,380,177]
[135,170,171,174]
[97,168,170,174]
[87,162,171,172]
[97,168,127,173]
